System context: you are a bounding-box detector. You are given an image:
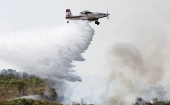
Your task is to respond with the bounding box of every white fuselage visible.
[66,12,109,21]
[65,9,110,25]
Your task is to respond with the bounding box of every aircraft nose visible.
[104,13,110,17]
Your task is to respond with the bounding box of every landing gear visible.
[67,20,69,23]
[95,21,100,25]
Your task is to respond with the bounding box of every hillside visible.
[0,69,60,104]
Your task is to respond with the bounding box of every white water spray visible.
[0,22,94,82]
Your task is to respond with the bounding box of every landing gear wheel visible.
[95,21,100,25]
[67,21,69,23]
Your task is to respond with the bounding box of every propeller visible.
[107,10,109,19]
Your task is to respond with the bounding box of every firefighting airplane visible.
[65,9,110,25]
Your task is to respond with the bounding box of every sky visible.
[1,0,170,104]
[0,0,114,75]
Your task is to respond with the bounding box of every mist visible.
[0,21,94,82]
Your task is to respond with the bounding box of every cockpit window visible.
[80,10,91,14]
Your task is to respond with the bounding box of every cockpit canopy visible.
[80,10,91,14]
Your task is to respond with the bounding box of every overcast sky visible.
[0,0,116,76]
[1,0,170,76]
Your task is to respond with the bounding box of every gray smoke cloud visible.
[104,0,170,104]
[0,22,94,82]
[105,42,167,104]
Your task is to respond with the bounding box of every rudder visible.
[66,9,72,19]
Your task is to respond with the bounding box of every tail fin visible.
[66,9,72,19]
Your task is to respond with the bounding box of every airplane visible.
[65,9,110,25]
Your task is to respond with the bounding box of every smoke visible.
[17,95,41,100]
[105,42,168,104]
[104,0,170,104]
[144,85,168,102]
[134,85,168,105]
[0,69,30,78]
[0,21,94,82]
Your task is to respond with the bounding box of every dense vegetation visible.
[0,69,92,105]
[0,70,58,104]
[0,98,62,105]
